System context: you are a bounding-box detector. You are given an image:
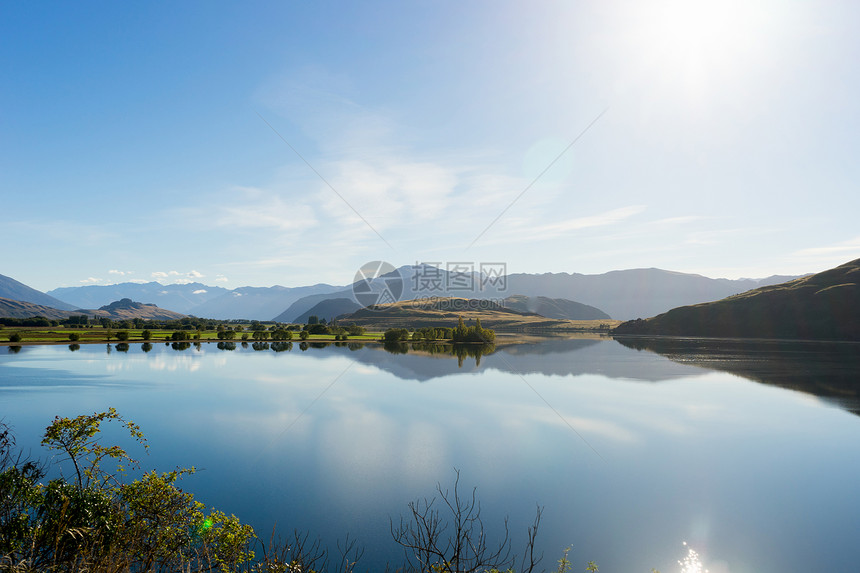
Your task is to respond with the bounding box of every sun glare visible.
[622,0,772,101]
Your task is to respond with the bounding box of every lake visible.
[2,337,859,573]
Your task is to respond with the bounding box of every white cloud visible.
[192,289,207,294]
[535,205,646,235]
[80,277,102,284]
[152,270,202,284]
[471,205,647,248]
[108,269,133,276]
[212,187,317,234]
[215,276,229,283]
[794,236,860,258]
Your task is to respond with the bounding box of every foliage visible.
[1,413,259,572]
[7,332,22,343]
[384,328,410,342]
[345,324,366,336]
[451,316,495,343]
[68,332,80,341]
[41,408,148,491]
[306,323,330,335]
[1,416,598,573]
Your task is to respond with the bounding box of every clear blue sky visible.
[2,1,858,291]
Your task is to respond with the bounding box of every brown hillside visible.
[613,258,860,341]
[340,297,619,332]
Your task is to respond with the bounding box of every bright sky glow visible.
[2,1,858,291]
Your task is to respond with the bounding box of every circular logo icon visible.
[352,261,403,309]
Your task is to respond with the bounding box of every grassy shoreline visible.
[1,327,611,347]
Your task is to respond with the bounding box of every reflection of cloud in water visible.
[559,416,639,443]
[148,356,201,372]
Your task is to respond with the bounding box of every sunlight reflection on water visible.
[679,542,707,573]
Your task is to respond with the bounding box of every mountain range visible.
[0,265,808,322]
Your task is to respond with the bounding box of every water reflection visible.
[1,338,859,573]
[679,542,707,573]
[615,336,860,414]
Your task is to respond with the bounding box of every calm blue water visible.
[2,338,859,573]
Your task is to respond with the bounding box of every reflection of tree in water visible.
[383,341,409,355]
[449,343,496,367]
[142,342,153,353]
[7,346,22,354]
[171,342,191,351]
[347,342,365,351]
[116,343,130,353]
[68,344,80,352]
[217,341,236,351]
[252,342,270,351]
[271,341,292,352]
[382,341,497,367]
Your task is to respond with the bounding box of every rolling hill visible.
[93,299,186,321]
[338,297,619,332]
[0,296,185,322]
[0,297,78,320]
[613,258,860,341]
[501,295,610,320]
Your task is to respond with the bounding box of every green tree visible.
[41,408,148,491]
[142,329,152,340]
[383,328,409,342]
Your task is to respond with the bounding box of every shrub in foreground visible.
[0,411,598,573]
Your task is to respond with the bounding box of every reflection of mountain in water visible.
[320,337,709,382]
[615,336,860,415]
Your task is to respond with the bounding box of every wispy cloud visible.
[210,187,318,234]
[534,205,646,236]
[151,270,207,284]
[467,205,647,248]
[80,277,102,284]
[794,236,860,258]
